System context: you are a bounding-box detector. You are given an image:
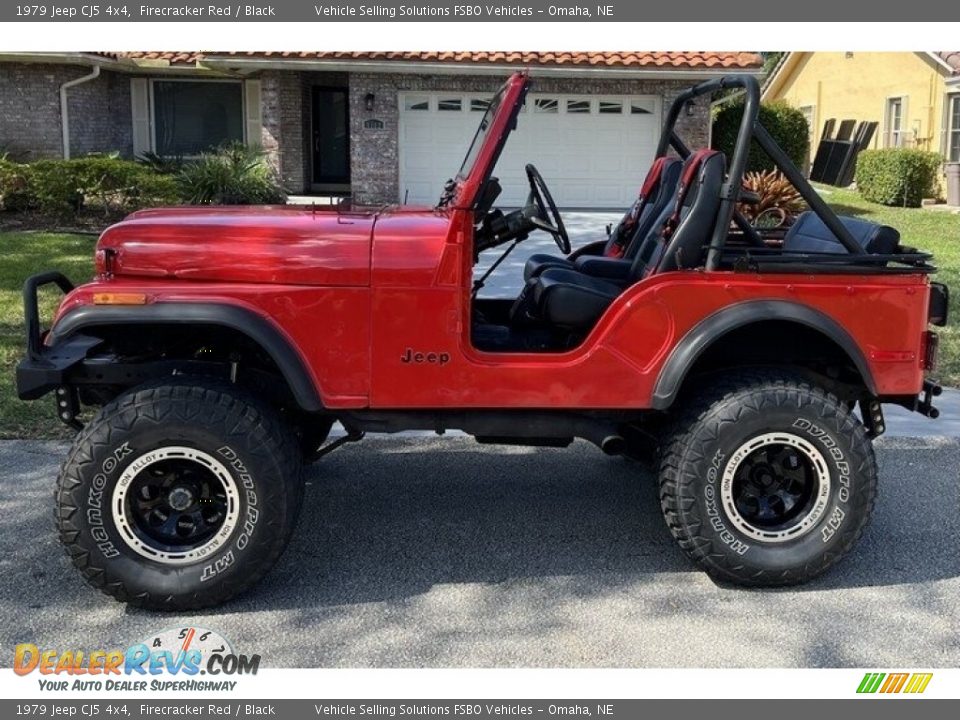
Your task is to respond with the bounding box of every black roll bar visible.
[668,132,762,246]
[656,75,865,270]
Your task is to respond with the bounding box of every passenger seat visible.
[530,150,726,332]
[522,157,682,281]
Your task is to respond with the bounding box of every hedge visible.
[855,148,942,208]
[712,100,810,173]
[0,156,179,216]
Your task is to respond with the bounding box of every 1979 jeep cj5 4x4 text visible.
[18,73,949,609]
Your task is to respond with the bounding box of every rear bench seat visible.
[783,211,900,255]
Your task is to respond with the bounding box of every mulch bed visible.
[0,211,117,235]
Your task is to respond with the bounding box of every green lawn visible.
[1,231,96,439]
[814,186,960,387]
[1,192,958,438]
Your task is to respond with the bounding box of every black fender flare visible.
[651,299,876,410]
[49,303,324,412]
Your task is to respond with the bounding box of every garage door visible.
[398,92,661,208]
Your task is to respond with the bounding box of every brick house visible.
[0,51,761,207]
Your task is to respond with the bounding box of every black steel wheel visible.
[659,372,878,586]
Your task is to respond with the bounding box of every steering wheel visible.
[525,164,570,254]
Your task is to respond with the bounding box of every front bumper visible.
[16,333,102,400]
[14,271,100,401]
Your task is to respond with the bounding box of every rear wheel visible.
[56,380,303,609]
[659,372,877,586]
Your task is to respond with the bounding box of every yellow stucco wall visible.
[767,52,950,155]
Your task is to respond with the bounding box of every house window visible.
[534,98,558,114]
[885,97,907,148]
[566,100,591,114]
[949,94,960,162]
[599,100,623,114]
[152,80,243,156]
[438,98,462,112]
[404,96,430,111]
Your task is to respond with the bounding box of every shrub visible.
[712,100,810,173]
[0,155,183,217]
[70,156,180,214]
[855,148,942,207]
[137,151,185,175]
[127,172,181,208]
[0,158,33,211]
[737,169,806,221]
[176,143,285,205]
[27,159,86,214]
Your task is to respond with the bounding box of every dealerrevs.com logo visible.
[13,627,259,692]
[857,672,933,694]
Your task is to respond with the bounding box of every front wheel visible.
[55,380,303,609]
[659,372,877,586]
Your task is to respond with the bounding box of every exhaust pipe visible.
[600,435,626,456]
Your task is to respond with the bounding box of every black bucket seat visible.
[531,150,726,331]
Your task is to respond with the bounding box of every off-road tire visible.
[55,380,303,610]
[659,371,877,586]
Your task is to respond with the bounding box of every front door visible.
[311,87,350,191]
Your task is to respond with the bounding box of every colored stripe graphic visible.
[857,673,885,693]
[903,673,933,694]
[880,673,909,693]
[857,672,932,694]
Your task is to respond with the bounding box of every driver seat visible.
[522,157,683,281]
[532,150,726,331]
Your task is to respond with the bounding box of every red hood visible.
[96,204,440,286]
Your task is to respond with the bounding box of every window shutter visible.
[130,78,151,157]
[244,79,262,147]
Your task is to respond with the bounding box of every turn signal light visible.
[92,292,148,305]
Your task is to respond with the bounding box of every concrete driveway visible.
[1,431,957,668]
[474,210,622,297]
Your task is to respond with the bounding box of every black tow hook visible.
[916,379,942,419]
[311,425,365,461]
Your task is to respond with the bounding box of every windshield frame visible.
[446,71,529,210]
[455,85,507,183]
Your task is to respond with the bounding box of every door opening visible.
[311,87,350,192]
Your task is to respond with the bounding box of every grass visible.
[0,190,958,439]
[813,185,960,387]
[1,231,96,439]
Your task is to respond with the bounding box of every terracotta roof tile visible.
[105,50,762,69]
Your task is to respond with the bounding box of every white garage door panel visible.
[398,93,660,208]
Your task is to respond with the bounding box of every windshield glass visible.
[455,83,507,181]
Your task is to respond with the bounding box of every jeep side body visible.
[17,73,948,608]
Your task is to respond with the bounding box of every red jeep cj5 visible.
[17,72,949,608]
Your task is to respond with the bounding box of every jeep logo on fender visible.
[400,348,451,365]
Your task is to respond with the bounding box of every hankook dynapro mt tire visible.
[659,372,877,586]
[55,380,303,610]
